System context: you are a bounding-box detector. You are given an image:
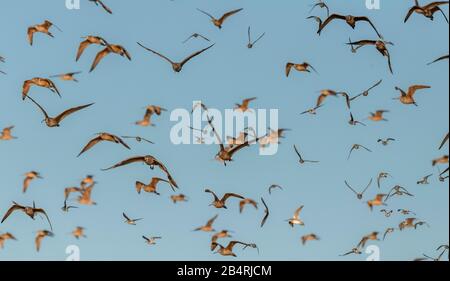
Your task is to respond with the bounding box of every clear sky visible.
[0,0,448,261]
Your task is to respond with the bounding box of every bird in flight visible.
[417,174,433,185]
[72,227,86,239]
[23,171,43,193]
[1,201,52,230]
[357,232,380,249]
[344,179,372,200]
[404,1,449,23]
[50,72,82,82]
[22,78,60,100]
[247,26,266,49]
[182,33,210,44]
[383,228,395,241]
[348,112,366,127]
[137,42,214,73]
[205,189,245,209]
[213,241,256,257]
[26,96,94,128]
[35,230,53,252]
[135,105,166,127]
[90,44,131,72]
[316,89,342,107]
[239,198,258,214]
[89,0,113,14]
[103,155,178,188]
[61,200,78,213]
[27,20,62,46]
[234,97,257,112]
[77,184,97,206]
[77,133,130,157]
[378,138,396,146]
[171,194,188,204]
[317,14,383,39]
[399,218,418,231]
[432,155,449,166]
[350,80,383,102]
[0,232,16,249]
[268,184,283,195]
[340,247,362,256]
[309,0,330,17]
[428,54,449,65]
[367,194,388,211]
[368,110,389,122]
[194,214,218,232]
[302,234,320,245]
[123,213,143,225]
[293,145,319,165]
[0,126,17,141]
[394,85,431,106]
[121,136,154,144]
[76,36,108,61]
[135,177,174,195]
[377,172,392,189]
[380,209,394,217]
[300,104,324,116]
[197,8,243,29]
[347,40,394,74]
[286,62,318,77]
[142,236,161,246]
[348,144,372,160]
[385,185,414,202]
[287,205,305,227]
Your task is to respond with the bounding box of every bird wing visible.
[26,96,49,119]
[362,178,373,194]
[54,103,94,124]
[114,135,131,150]
[294,205,304,219]
[424,1,449,9]
[205,189,220,202]
[27,27,36,45]
[34,208,53,231]
[77,136,103,157]
[408,85,431,97]
[137,42,174,65]
[179,44,215,68]
[260,198,269,227]
[219,8,244,23]
[122,213,131,221]
[439,133,449,150]
[206,116,225,151]
[102,156,146,171]
[344,181,358,195]
[223,193,245,203]
[285,63,294,77]
[316,94,327,107]
[97,0,113,14]
[347,40,377,47]
[206,214,218,227]
[317,14,347,34]
[152,158,178,188]
[404,6,421,22]
[1,204,25,223]
[76,39,91,61]
[197,8,215,20]
[354,17,383,38]
[89,47,111,72]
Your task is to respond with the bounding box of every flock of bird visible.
[1,0,449,260]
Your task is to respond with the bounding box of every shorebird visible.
[205,189,244,209]
[287,205,305,227]
[437,245,449,260]
[170,194,188,204]
[234,97,257,112]
[378,138,396,146]
[135,105,166,127]
[349,112,366,126]
[260,198,269,227]
[213,241,256,257]
[35,230,53,252]
[385,185,414,201]
[300,104,324,116]
[302,234,320,245]
[81,175,95,189]
[383,228,395,240]
[347,40,394,74]
[22,78,60,100]
[268,184,283,195]
[317,14,383,38]
[344,179,372,200]
[239,198,258,213]
[0,233,16,249]
[64,187,83,201]
[27,96,94,128]
[77,184,96,206]
[417,174,433,185]
[194,214,218,232]
[350,80,383,102]
[135,177,174,195]
[90,44,131,72]
[258,128,289,149]
[76,36,108,61]
[121,136,154,144]
[309,0,330,17]
[398,209,417,216]
[247,26,265,49]
[367,194,388,211]
[380,209,394,217]
[316,89,341,107]
[432,155,449,166]
[340,248,362,256]
[399,218,417,231]
[183,33,210,44]
[368,110,389,122]
[286,62,318,77]
[428,54,449,65]
[137,42,214,73]
[89,0,113,14]
[72,227,86,239]
[123,213,143,225]
[0,126,17,140]
[293,145,319,165]
[404,1,449,23]
[78,133,130,157]
[102,155,178,188]
[357,232,380,249]
[23,171,43,193]
[394,85,431,106]
[142,236,161,246]
[61,200,78,212]
[1,201,52,230]
[197,8,243,29]
[439,133,449,149]
[211,230,233,250]
[377,172,392,188]
[348,144,372,160]
[27,20,61,46]
[50,72,82,82]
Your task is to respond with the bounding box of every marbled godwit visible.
[89,0,113,14]
[135,105,167,127]
[357,232,379,249]
[398,209,417,216]
[399,218,417,230]
[81,175,95,188]
[432,155,449,166]
[170,194,188,204]
[367,194,387,211]
[22,78,60,100]
[318,14,383,38]
[368,110,389,122]
[23,171,43,193]
[205,189,244,209]
[0,126,16,140]
[385,185,414,201]
[135,177,174,195]
[301,234,320,245]
[286,62,318,77]
[50,72,82,82]
[316,89,341,107]
[77,184,96,205]
[404,1,449,23]
[213,241,256,257]
[90,44,131,72]
[197,8,243,29]
[234,97,256,112]
[194,214,218,232]
[72,227,86,239]
[0,232,16,249]
[183,33,210,44]
[137,42,214,73]
[344,179,372,200]
[1,201,52,230]
[142,236,161,246]
[27,20,61,46]
[35,230,53,252]
[77,133,130,157]
[247,26,265,49]
[76,36,108,61]
[394,85,431,106]
[349,40,394,74]
[239,198,258,213]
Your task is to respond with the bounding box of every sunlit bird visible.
[27,20,61,46]
[123,212,143,225]
[287,205,305,227]
[0,126,17,141]
[197,8,243,29]
[23,171,43,193]
[50,72,82,82]
[317,14,383,38]
[394,85,431,106]
[76,36,108,61]
[404,1,449,23]
[135,177,174,195]
[35,230,53,252]
[78,133,130,157]
[286,62,318,77]
[1,201,52,230]
[90,44,131,72]
[22,78,60,100]
[205,189,245,209]
[194,214,218,232]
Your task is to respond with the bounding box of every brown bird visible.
[318,14,383,38]
[234,97,257,112]
[135,177,174,195]
[205,189,245,209]
[309,0,330,17]
[1,201,52,230]
[316,89,340,107]
[81,175,95,188]
[213,241,255,257]
[307,16,324,30]
[239,198,258,213]
[197,8,243,29]
[50,72,82,82]
[405,1,449,23]
[183,33,210,44]
[72,227,86,239]
[27,96,94,128]
[35,230,53,252]
[170,194,188,204]
[367,194,388,211]
[23,171,43,193]
[428,54,449,65]
[89,0,113,14]
[394,85,431,106]
[194,214,218,232]
[293,145,319,164]
[77,184,96,206]
[399,218,417,231]
[340,248,362,256]
[357,232,380,249]
[142,236,161,246]
[135,105,167,127]
[22,78,60,100]
[286,62,318,77]
[345,179,372,200]
[102,155,178,188]
[0,232,16,249]
[211,230,233,251]
[347,40,394,74]
[0,126,17,141]
[301,234,320,245]
[137,42,214,73]
[90,44,131,72]
[385,185,414,201]
[348,144,372,160]
[78,133,130,157]
[383,228,395,240]
[350,79,383,102]
[27,20,61,46]
[76,36,108,61]
[260,197,269,227]
[432,155,449,166]
[247,26,266,49]
[300,104,324,116]
[64,187,83,201]
[439,133,449,149]
[368,110,389,122]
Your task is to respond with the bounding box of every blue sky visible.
[0,0,448,261]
